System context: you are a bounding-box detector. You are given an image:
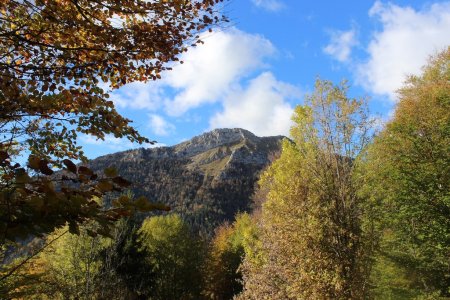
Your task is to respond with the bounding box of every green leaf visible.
[68,222,80,235]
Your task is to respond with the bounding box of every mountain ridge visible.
[90,128,284,234]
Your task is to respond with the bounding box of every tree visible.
[238,79,375,299]
[0,0,224,251]
[365,48,450,297]
[138,214,205,300]
[1,226,107,299]
[203,213,256,300]
[0,0,225,159]
[97,216,155,299]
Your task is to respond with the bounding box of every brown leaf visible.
[78,166,94,176]
[0,151,9,162]
[27,155,40,170]
[97,181,113,192]
[63,159,77,173]
[112,176,131,188]
[38,159,54,175]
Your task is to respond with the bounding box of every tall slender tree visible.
[239,79,375,299]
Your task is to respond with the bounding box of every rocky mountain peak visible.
[173,128,259,157]
[89,128,284,235]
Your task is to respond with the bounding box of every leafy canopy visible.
[0,0,225,267]
[239,79,375,299]
[0,0,225,160]
[365,47,450,297]
[138,214,205,300]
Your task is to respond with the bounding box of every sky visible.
[79,0,450,159]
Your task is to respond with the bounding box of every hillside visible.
[90,128,284,235]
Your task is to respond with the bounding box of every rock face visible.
[90,128,284,235]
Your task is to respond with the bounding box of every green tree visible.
[2,226,108,299]
[97,216,155,299]
[365,48,450,298]
[2,217,151,299]
[138,214,205,300]
[239,79,375,299]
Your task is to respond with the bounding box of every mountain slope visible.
[90,128,284,235]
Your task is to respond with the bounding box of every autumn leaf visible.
[104,167,118,177]
[112,176,131,188]
[63,159,77,173]
[38,159,54,175]
[0,151,9,162]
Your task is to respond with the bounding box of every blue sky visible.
[80,0,450,158]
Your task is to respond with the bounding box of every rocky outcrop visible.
[89,128,284,235]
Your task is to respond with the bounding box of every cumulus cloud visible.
[111,81,163,111]
[164,28,275,116]
[357,1,450,100]
[209,72,300,137]
[106,28,299,137]
[148,114,175,136]
[251,0,285,12]
[323,28,358,62]
[110,29,275,116]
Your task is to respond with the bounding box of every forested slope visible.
[89,128,283,235]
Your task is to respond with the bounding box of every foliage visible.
[364,47,450,297]
[96,216,155,299]
[0,0,225,161]
[0,0,224,280]
[138,214,206,300]
[2,226,108,299]
[238,79,375,299]
[0,156,169,290]
[203,213,257,300]
[2,216,158,299]
[0,155,150,243]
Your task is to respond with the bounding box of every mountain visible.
[90,128,284,235]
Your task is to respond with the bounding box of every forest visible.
[1,1,449,299]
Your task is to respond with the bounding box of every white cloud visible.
[209,72,300,137]
[251,0,285,12]
[164,28,275,116]
[79,134,164,151]
[110,29,275,116]
[107,28,300,137]
[111,81,163,111]
[80,134,135,151]
[148,114,175,136]
[357,1,450,100]
[323,28,358,62]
